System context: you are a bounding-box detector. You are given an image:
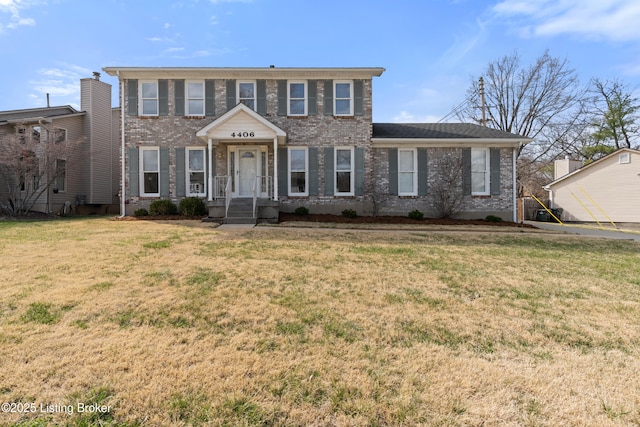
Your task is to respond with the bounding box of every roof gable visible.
[545,148,640,188]
[196,103,286,144]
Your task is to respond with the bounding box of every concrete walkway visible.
[525,221,640,242]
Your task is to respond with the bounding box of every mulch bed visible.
[279,213,536,228]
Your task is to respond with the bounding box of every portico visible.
[196,103,286,222]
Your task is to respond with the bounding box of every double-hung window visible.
[237,81,256,110]
[140,147,160,196]
[140,81,159,116]
[335,147,354,195]
[334,81,353,116]
[288,147,308,196]
[186,81,205,116]
[398,149,417,196]
[471,148,490,195]
[187,148,206,196]
[288,81,307,116]
[55,159,66,192]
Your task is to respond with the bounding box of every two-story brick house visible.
[103,66,531,223]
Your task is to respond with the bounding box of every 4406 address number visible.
[230,131,255,138]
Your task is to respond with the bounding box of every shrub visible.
[179,197,207,216]
[485,214,503,222]
[134,208,149,217]
[149,199,178,216]
[341,209,357,218]
[294,206,309,216]
[408,209,424,220]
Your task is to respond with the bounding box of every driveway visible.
[525,221,640,242]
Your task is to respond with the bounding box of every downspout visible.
[513,144,518,223]
[119,71,126,217]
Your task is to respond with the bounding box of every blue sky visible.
[1,0,640,123]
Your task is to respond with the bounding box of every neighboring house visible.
[102,66,532,222]
[0,75,118,215]
[544,148,640,223]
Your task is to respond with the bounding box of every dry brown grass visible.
[0,218,639,426]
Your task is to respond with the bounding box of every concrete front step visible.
[224,216,257,225]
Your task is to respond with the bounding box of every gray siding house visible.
[0,76,118,215]
[103,66,532,222]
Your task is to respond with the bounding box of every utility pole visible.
[479,76,486,127]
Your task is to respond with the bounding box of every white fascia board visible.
[103,67,385,80]
[371,138,531,148]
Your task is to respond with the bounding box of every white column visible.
[208,138,214,201]
[273,137,278,201]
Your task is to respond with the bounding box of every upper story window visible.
[237,81,256,110]
[186,81,205,116]
[140,81,158,116]
[334,81,353,116]
[288,81,307,116]
[471,148,490,195]
[619,152,631,164]
[54,128,67,143]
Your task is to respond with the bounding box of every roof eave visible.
[103,66,385,79]
[371,137,532,148]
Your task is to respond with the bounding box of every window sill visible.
[471,194,491,198]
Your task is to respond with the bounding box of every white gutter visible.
[119,71,126,217]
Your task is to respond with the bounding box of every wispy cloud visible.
[436,18,488,68]
[0,0,38,32]
[209,0,252,4]
[392,111,442,123]
[492,0,640,42]
[29,64,92,108]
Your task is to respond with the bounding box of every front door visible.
[237,148,258,197]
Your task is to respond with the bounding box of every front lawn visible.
[0,218,639,426]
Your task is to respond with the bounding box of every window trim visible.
[398,148,418,196]
[185,80,205,117]
[54,127,67,143]
[288,147,309,196]
[471,147,490,196]
[334,80,354,116]
[139,80,159,116]
[287,80,307,116]
[335,146,354,196]
[619,152,631,164]
[140,147,160,197]
[237,80,257,111]
[186,147,206,197]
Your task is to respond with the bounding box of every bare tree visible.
[0,124,84,216]
[458,50,587,159]
[431,149,465,218]
[590,78,639,149]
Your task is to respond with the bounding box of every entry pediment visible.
[196,103,286,144]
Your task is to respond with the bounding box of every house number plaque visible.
[230,131,255,137]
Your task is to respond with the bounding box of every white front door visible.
[237,148,259,197]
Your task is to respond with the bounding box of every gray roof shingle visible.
[0,106,81,124]
[373,123,529,140]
